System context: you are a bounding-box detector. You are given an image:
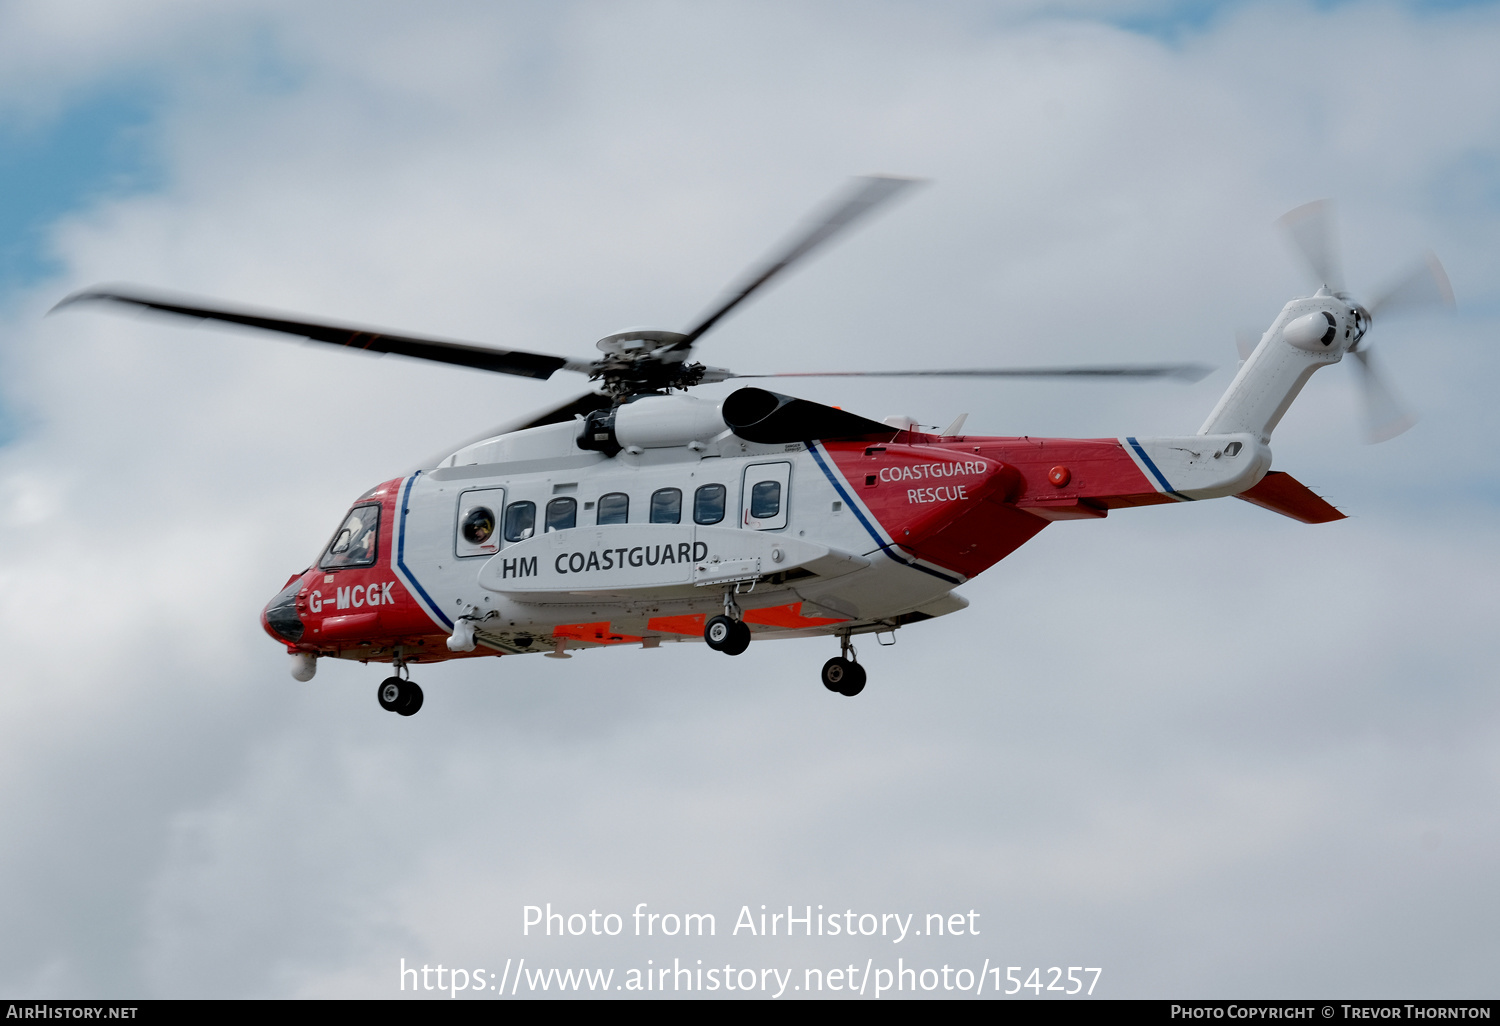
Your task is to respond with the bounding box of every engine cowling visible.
[720,387,892,444]
[578,394,725,454]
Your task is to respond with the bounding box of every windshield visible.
[321,504,381,569]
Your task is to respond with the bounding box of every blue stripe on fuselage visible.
[806,441,962,585]
[1126,437,1192,502]
[397,471,453,629]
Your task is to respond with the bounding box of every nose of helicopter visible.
[262,572,307,644]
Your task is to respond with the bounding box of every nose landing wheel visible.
[377,676,424,716]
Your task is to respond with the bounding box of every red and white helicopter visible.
[55,178,1453,715]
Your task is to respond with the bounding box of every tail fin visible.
[1234,471,1345,524]
[1199,292,1353,442]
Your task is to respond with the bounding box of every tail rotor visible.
[1276,200,1454,443]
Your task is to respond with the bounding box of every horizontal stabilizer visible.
[1234,471,1346,524]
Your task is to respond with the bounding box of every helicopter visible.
[53,178,1453,715]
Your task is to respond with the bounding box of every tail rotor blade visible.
[1350,347,1416,444]
[1278,199,1345,294]
[1368,250,1456,320]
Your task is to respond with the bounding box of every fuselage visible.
[261,397,1267,666]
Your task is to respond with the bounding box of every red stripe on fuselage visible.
[819,434,1160,579]
[279,475,454,660]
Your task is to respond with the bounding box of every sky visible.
[1,0,1497,1000]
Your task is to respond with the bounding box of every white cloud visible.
[1,0,1496,998]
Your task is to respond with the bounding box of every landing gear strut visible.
[377,659,424,716]
[821,634,866,697]
[704,587,751,656]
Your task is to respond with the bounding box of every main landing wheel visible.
[704,615,752,656]
[821,657,866,697]
[377,676,424,716]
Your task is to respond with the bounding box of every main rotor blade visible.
[676,174,921,349]
[52,286,593,380]
[1368,251,1455,320]
[1350,347,1416,443]
[1278,199,1345,295]
[405,391,613,474]
[729,363,1215,383]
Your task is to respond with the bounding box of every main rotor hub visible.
[595,329,690,360]
[591,329,708,397]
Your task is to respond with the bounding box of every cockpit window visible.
[504,501,536,542]
[321,504,381,569]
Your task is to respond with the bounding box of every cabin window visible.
[650,488,682,524]
[545,497,577,532]
[742,461,791,531]
[461,507,496,545]
[455,487,506,557]
[321,504,380,569]
[597,492,629,525]
[503,501,536,542]
[694,484,726,525]
[750,480,782,519]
